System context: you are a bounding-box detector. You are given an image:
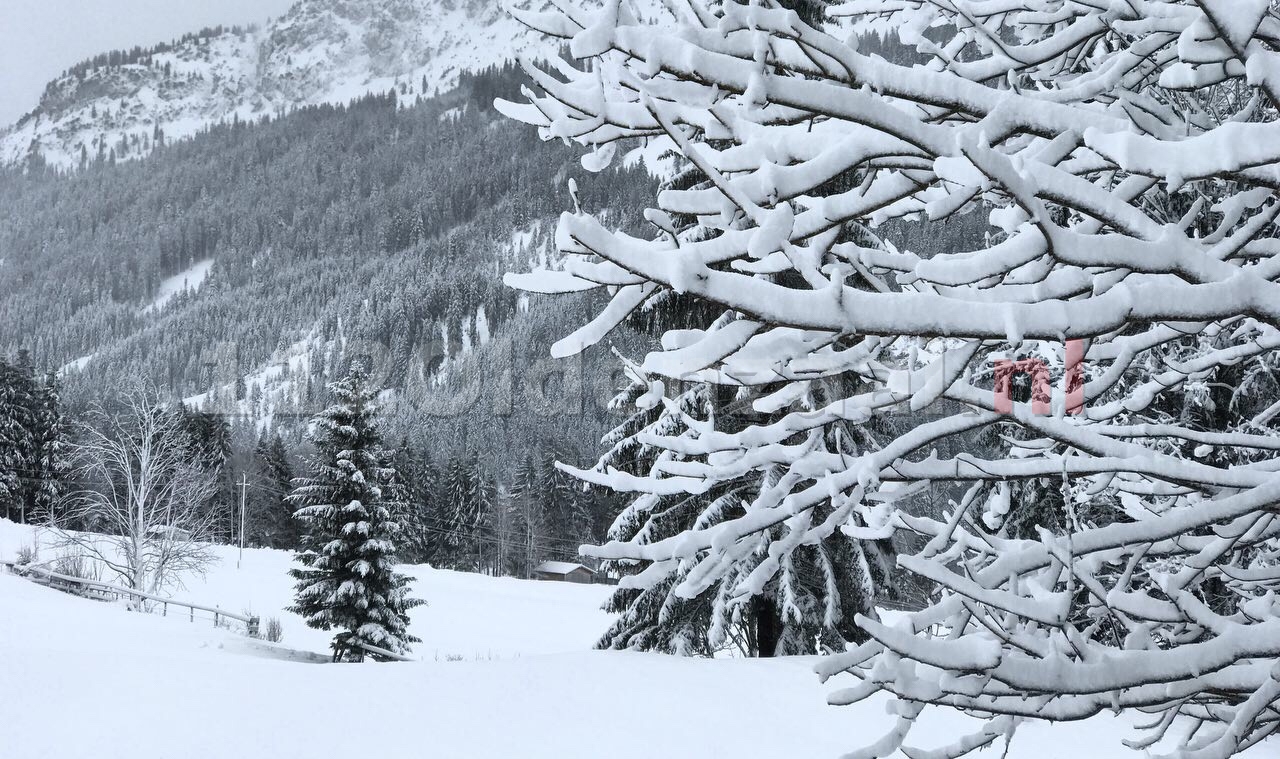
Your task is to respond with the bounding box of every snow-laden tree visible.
[510,452,548,577]
[247,432,298,549]
[56,389,219,603]
[388,443,442,565]
[30,371,69,524]
[289,369,422,662]
[441,451,491,571]
[595,363,892,656]
[501,0,1280,755]
[0,355,38,522]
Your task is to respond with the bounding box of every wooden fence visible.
[2,561,422,661]
[351,641,416,662]
[1,560,255,630]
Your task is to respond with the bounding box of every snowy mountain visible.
[0,64,657,480]
[2,0,606,169]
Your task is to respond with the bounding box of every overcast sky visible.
[0,0,298,126]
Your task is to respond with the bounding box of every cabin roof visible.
[534,561,591,576]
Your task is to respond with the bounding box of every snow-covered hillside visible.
[1,518,1270,759]
[0,519,610,658]
[142,257,215,314]
[0,0,660,169]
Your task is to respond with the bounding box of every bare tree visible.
[55,389,220,606]
[502,0,1280,755]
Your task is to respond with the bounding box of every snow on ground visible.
[0,519,1271,759]
[56,353,95,376]
[0,520,609,660]
[142,258,215,314]
[182,334,318,429]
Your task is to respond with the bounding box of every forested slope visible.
[0,66,653,406]
[0,66,659,513]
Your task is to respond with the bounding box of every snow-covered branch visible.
[55,389,220,603]
[504,0,1280,754]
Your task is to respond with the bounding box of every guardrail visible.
[1,560,254,629]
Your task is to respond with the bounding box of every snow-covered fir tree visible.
[388,443,442,565]
[0,361,33,521]
[502,0,1280,756]
[29,370,68,523]
[537,447,594,551]
[593,363,892,657]
[0,353,64,524]
[508,452,546,577]
[248,432,298,549]
[289,369,423,661]
[588,139,897,655]
[443,452,489,570]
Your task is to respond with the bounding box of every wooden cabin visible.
[533,561,595,584]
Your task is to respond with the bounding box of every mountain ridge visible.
[2,0,583,169]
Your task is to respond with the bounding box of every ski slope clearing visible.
[0,521,1269,759]
[141,258,215,315]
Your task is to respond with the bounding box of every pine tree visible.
[249,432,297,549]
[0,354,39,523]
[489,483,518,577]
[0,360,24,520]
[441,453,475,568]
[591,376,888,657]
[539,447,591,552]
[473,459,496,574]
[288,369,423,661]
[442,451,491,570]
[509,452,545,577]
[175,405,233,540]
[388,443,439,565]
[29,371,68,523]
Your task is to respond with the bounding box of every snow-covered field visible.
[0,520,1269,759]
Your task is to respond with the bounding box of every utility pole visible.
[238,472,249,569]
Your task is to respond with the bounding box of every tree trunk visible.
[753,595,780,658]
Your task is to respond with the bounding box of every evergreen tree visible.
[443,451,490,570]
[288,369,422,661]
[175,405,234,539]
[591,377,889,657]
[488,483,518,577]
[30,371,68,522]
[440,453,473,568]
[414,450,444,563]
[248,432,297,548]
[387,442,439,565]
[0,354,38,523]
[508,452,545,577]
[0,362,24,520]
[472,459,495,573]
[539,447,591,554]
